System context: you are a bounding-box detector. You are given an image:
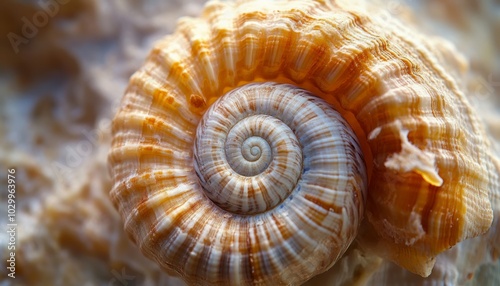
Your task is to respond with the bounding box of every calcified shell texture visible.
[108,0,500,285]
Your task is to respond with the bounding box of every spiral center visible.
[225,117,276,177]
[194,86,308,215]
[244,138,264,160]
[194,83,366,217]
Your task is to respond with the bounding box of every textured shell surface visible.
[108,0,500,285]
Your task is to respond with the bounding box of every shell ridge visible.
[108,0,499,283]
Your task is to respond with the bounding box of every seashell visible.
[107,0,500,284]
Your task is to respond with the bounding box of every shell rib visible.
[111,82,367,285]
[108,0,500,284]
[194,83,366,218]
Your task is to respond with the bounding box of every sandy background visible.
[0,0,498,285]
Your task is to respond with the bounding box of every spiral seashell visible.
[108,0,500,284]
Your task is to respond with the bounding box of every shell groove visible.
[194,83,366,218]
[108,0,500,284]
[112,82,367,285]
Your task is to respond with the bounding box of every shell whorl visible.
[194,83,366,216]
[191,82,366,284]
[108,0,499,284]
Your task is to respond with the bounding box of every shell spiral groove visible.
[108,0,499,285]
[194,83,366,216]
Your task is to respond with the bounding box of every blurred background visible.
[0,0,498,285]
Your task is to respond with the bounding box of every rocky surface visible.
[0,0,498,285]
